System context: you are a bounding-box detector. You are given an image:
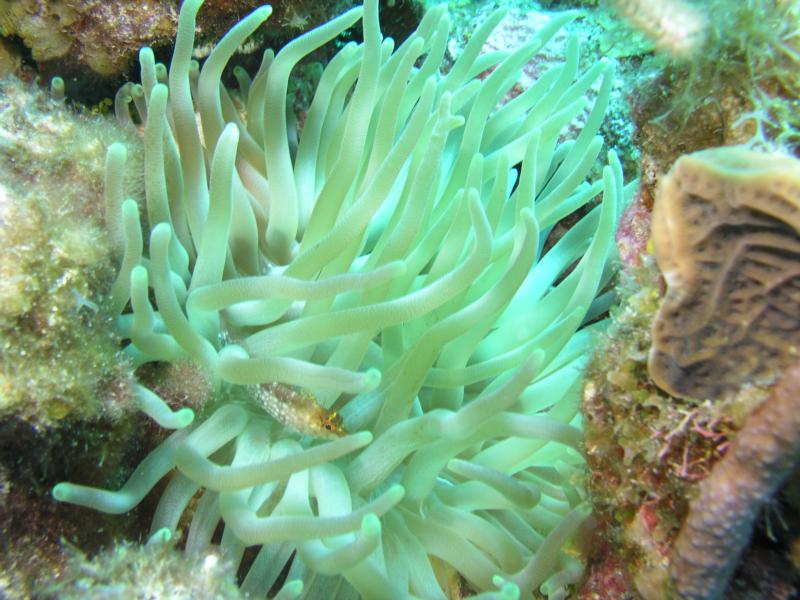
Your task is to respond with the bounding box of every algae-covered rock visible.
[38,534,245,599]
[581,262,753,599]
[0,0,423,105]
[0,0,177,76]
[0,76,140,427]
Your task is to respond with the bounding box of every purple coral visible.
[669,360,800,599]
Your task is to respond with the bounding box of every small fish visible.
[255,382,346,439]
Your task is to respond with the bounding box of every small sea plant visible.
[612,0,800,152]
[52,0,627,597]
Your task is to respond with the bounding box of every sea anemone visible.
[53,0,627,597]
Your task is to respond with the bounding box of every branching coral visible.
[52,0,627,597]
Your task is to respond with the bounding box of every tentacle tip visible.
[363,368,381,391]
[352,430,374,446]
[445,457,464,472]
[519,207,536,227]
[219,343,249,362]
[280,580,303,597]
[52,483,72,502]
[147,527,173,546]
[151,221,172,240]
[151,82,169,98]
[388,483,406,502]
[221,121,240,137]
[361,512,381,532]
[175,408,195,428]
[108,142,127,156]
[531,347,546,360]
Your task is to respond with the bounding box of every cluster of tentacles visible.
[53,0,628,597]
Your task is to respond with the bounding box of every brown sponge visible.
[649,146,800,399]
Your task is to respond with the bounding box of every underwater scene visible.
[0,0,798,598]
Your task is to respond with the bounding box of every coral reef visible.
[0,37,20,78]
[0,0,423,104]
[669,360,800,599]
[648,146,800,400]
[582,142,800,599]
[0,75,156,599]
[622,0,800,176]
[0,415,158,599]
[0,76,138,426]
[39,531,245,599]
[7,0,798,596]
[0,0,178,77]
[50,0,629,596]
[581,262,746,599]
[613,188,651,267]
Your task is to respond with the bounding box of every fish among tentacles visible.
[255,382,346,439]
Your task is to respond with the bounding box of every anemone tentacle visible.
[54,1,630,597]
